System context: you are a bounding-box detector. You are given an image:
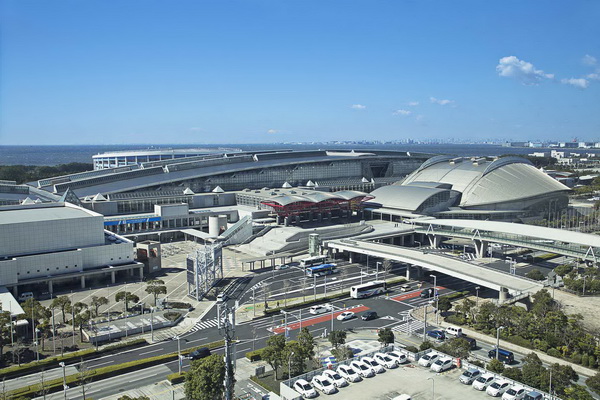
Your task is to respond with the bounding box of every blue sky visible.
[1,0,599,145]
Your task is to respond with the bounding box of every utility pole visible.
[217,297,236,400]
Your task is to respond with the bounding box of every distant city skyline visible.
[1,0,599,145]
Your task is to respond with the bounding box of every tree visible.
[283,341,303,378]
[546,363,578,396]
[145,280,167,306]
[437,338,471,359]
[521,352,546,389]
[502,367,523,382]
[72,302,88,317]
[527,269,546,281]
[328,330,347,349]
[296,327,315,372]
[117,396,150,400]
[437,297,452,315]
[90,296,109,317]
[587,372,600,395]
[331,345,354,362]
[0,311,12,361]
[74,310,92,338]
[262,335,286,379]
[378,328,394,347]
[184,354,226,400]
[51,296,72,323]
[382,259,393,281]
[78,361,94,400]
[555,264,574,277]
[564,385,595,400]
[115,292,139,312]
[486,358,505,373]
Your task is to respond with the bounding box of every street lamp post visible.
[288,351,295,379]
[331,304,334,332]
[59,361,68,400]
[376,261,381,281]
[35,328,40,362]
[475,286,480,307]
[427,377,435,400]
[313,275,317,301]
[430,274,438,324]
[252,287,256,317]
[496,326,505,360]
[150,307,154,342]
[175,335,182,374]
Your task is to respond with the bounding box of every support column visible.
[428,235,439,248]
[348,252,354,264]
[80,276,86,289]
[139,267,144,280]
[499,287,508,303]
[12,286,18,297]
[111,271,116,284]
[405,265,411,280]
[48,280,53,295]
[473,240,489,258]
[416,266,423,279]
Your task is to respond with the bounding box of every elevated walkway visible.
[325,239,544,295]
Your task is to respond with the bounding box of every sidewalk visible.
[410,302,599,378]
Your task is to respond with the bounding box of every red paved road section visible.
[272,305,371,334]
[391,286,446,302]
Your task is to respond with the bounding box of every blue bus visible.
[305,263,337,277]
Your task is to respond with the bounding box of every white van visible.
[445,326,463,337]
[309,304,332,315]
[18,292,34,302]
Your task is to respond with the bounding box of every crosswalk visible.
[392,320,426,335]
[189,317,219,333]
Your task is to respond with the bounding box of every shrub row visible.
[245,348,265,362]
[7,339,225,399]
[444,291,470,301]
[167,372,186,384]
[0,338,147,380]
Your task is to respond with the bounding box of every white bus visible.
[350,281,387,299]
[300,255,328,268]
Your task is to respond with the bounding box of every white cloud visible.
[267,129,278,134]
[392,109,412,116]
[415,115,425,122]
[561,78,590,89]
[583,54,597,66]
[496,56,554,85]
[429,97,454,106]
[407,101,419,106]
[350,104,366,110]
[587,73,600,81]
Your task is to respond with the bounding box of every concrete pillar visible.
[405,265,411,280]
[111,271,116,284]
[317,213,323,222]
[276,215,282,225]
[139,267,144,280]
[428,235,438,248]
[499,287,508,303]
[284,217,290,226]
[416,266,423,279]
[12,286,18,297]
[81,276,86,289]
[295,215,301,224]
[473,240,489,258]
[308,212,313,221]
[48,280,53,295]
[349,252,354,263]
[400,236,405,246]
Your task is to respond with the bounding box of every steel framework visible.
[186,243,223,300]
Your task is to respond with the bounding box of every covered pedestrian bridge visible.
[412,219,600,263]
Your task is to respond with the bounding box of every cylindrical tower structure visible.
[209,215,228,237]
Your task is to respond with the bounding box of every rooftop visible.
[0,203,101,225]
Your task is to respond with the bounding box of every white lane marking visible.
[186,337,209,344]
[91,360,114,367]
[138,348,163,356]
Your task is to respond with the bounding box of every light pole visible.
[35,328,40,362]
[150,307,154,342]
[59,361,68,400]
[331,304,334,332]
[288,351,295,379]
[252,287,256,317]
[496,326,505,360]
[376,261,381,281]
[430,274,438,324]
[175,335,182,374]
[475,286,480,307]
[427,377,435,400]
[313,275,317,301]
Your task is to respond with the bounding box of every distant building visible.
[92,148,239,170]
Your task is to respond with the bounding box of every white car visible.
[309,304,332,315]
[502,386,527,400]
[472,373,495,391]
[293,379,317,398]
[275,264,290,270]
[374,353,398,369]
[311,376,337,395]
[430,357,453,372]
[417,352,439,367]
[322,370,348,388]
[487,379,511,397]
[336,311,355,321]
[387,351,408,365]
[349,360,375,378]
[400,284,412,292]
[337,364,361,383]
[361,356,385,373]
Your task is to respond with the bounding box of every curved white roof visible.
[402,157,569,207]
[369,185,449,211]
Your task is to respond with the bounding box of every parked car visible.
[523,391,544,400]
[426,330,446,341]
[18,292,34,302]
[293,379,317,398]
[387,350,408,365]
[417,352,439,367]
[362,311,378,321]
[309,304,332,315]
[337,311,355,321]
[445,326,464,337]
[275,264,290,270]
[486,379,511,397]
[400,284,412,292]
[430,357,454,372]
[472,373,495,391]
[337,365,361,383]
[322,370,348,388]
[349,360,375,378]
[374,353,398,369]
[502,385,527,400]
[311,376,337,395]
[362,356,385,374]
[189,347,211,360]
[459,368,481,385]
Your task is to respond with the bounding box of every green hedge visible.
[7,339,225,399]
[167,372,186,384]
[444,291,470,301]
[245,348,265,362]
[250,374,279,395]
[0,338,147,380]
